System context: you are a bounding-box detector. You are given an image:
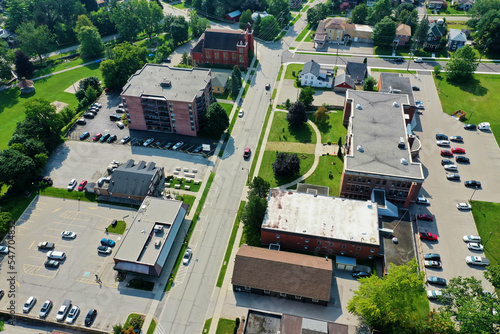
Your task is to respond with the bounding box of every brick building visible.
[120,64,213,136]
[260,190,381,260]
[341,90,424,208]
[190,27,255,70]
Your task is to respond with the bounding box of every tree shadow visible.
[445,76,488,97]
[0,88,21,115]
[288,123,313,143]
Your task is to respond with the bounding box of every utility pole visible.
[335,37,340,67]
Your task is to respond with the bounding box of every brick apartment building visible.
[260,190,381,260]
[120,64,213,136]
[190,27,255,70]
[341,90,424,208]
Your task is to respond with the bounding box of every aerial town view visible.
[0,0,499,332]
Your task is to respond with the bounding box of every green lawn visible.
[202,318,213,333]
[124,313,144,330]
[308,111,346,144]
[0,63,103,149]
[304,31,315,42]
[40,187,97,202]
[284,64,303,80]
[258,151,315,188]
[219,102,233,117]
[146,319,157,334]
[214,88,233,101]
[107,220,126,234]
[435,74,500,146]
[173,1,191,9]
[295,24,310,42]
[470,200,500,266]
[269,112,316,144]
[303,155,343,196]
[427,3,469,15]
[31,56,101,79]
[165,178,201,192]
[371,68,417,75]
[415,291,431,319]
[215,318,238,334]
[249,106,273,181]
[447,21,469,31]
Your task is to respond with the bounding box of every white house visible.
[299,60,333,89]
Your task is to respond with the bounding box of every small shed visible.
[225,10,242,23]
[18,78,35,94]
[335,255,356,271]
[212,73,230,94]
[334,73,355,92]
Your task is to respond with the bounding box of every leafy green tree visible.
[90,8,117,36]
[16,22,56,63]
[474,9,500,51]
[241,195,267,229]
[239,9,253,30]
[111,3,140,41]
[79,76,101,93]
[59,107,76,125]
[484,265,500,290]
[363,76,377,91]
[170,16,189,45]
[203,102,229,137]
[433,64,442,76]
[0,40,14,82]
[242,0,266,11]
[34,153,49,173]
[100,43,148,89]
[189,11,211,37]
[5,0,32,32]
[257,16,280,40]
[248,176,270,199]
[268,0,290,27]
[351,4,368,24]
[445,45,478,83]
[80,0,98,12]
[0,149,36,189]
[299,86,315,107]
[78,26,105,58]
[14,50,34,78]
[414,17,430,49]
[231,66,242,98]
[313,105,329,125]
[75,14,94,34]
[9,136,48,159]
[134,0,164,41]
[395,2,414,17]
[286,101,307,128]
[367,0,392,25]
[113,324,123,334]
[253,15,262,36]
[373,16,396,45]
[85,86,98,103]
[306,3,330,28]
[272,152,300,177]
[404,11,419,36]
[469,0,500,19]
[0,212,13,236]
[422,310,457,334]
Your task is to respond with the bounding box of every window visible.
[391,182,395,187]
[356,247,361,251]
[312,299,319,303]
[317,241,321,245]
[190,115,193,120]
[239,55,244,63]
[244,286,251,291]
[370,249,375,253]
[171,113,175,117]
[276,234,280,239]
[341,251,345,255]
[396,181,401,187]
[369,256,373,259]
[264,290,270,294]
[214,52,219,60]
[295,295,302,300]
[315,247,320,251]
[329,242,333,246]
[205,50,211,59]
[280,292,286,297]
[304,246,308,250]
[328,249,332,253]
[239,48,244,53]
[355,253,359,257]
[383,180,386,185]
[224,52,228,60]
[342,244,346,249]
[232,53,237,61]
[188,104,192,109]
[305,239,309,243]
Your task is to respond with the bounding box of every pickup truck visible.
[465,256,490,266]
[38,242,55,249]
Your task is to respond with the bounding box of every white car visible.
[414,58,423,63]
[39,300,52,318]
[61,231,77,239]
[182,248,192,265]
[457,202,471,210]
[436,140,450,146]
[415,101,425,109]
[443,164,458,171]
[172,141,184,150]
[23,296,37,313]
[467,242,484,251]
[463,235,481,243]
[143,138,155,147]
[416,195,429,205]
[67,179,77,190]
[66,305,80,324]
[238,109,245,117]
[427,290,442,299]
[0,246,9,254]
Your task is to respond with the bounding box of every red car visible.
[93,133,102,141]
[440,150,453,157]
[420,232,438,241]
[451,147,466,154]
[104,88,114,93]
[417,214,434,221]
[78,180,87,191]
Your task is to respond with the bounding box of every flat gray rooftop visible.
[121,64,211,102]
[345,90,424,180]
[262,190,379,246]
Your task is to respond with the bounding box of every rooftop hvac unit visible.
[356,103,362,110]
[401,158,408,165]
[357,145,364,152]
[393,101,399,107]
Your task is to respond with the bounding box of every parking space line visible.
[100,313,111,330]
[53,208,61,213]
[28,256,46,260]
[28,241,35,250]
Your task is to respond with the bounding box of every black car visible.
[427,276,447,286]
[424,253,441,261]
[83,113,95,119]
[352,271,371,279]
[412,86,420,91]
[464,180,481,188]
[441,159,453,166]
[76,118,86,125]
[436,134,448,140]
[450,136,463,142]
[464,124,477,130]
[84,309,97,326]
[265,83,271,90]
[394,58,404,63]
[456,156,470,164]
[107,134,117,143]
[109,114,121,121]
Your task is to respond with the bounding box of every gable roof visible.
[108,159,161,197]
[334,72,354,88]
[449,29,467,42]
[396,23,411,37]
[212,73,229,88]
[192,29,247,53]
[302,60,321,77]
[226,10,241,18]
[346,62,367,82]
[232,245,333,301]
[427,22,446,38]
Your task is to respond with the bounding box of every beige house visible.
[345,24,374,43]
[314,18,354,48]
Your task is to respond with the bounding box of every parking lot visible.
[0,196,152,331]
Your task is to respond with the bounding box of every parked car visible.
[80,132,90,140]
[121,136,131,144]
[451,147,465,154]
[67,179,77,190]
[420,232,438,241]
[97,245,112,254]
[193,145,203,153]
[443,164,458,171]
[116,121,125,129]
[465,256,490,266]
[265,83,271,90]
[39,300,53,318]
[0,246,9,254]
[394,58,404,63]
[424,253,441,261]
[83,113,95,119]
[436,140,450,146]
[47,251,66,260]
[104,88,114,93]
[107,134,117,143]
[115,107,125,113]
[457,202,472,210]
[143,138,155,147]
[23,296,37,313]
[239,109,245,117]
[415,100,425,109]
[109,114,121,121]
[456,156,470,164]
[414,58,423,63]
[38,242,55,249]
[427,290,443,299]
[164,142,174,149]
[92,103,102,108]
[172,141,184,150]
[78,180,87,191]
[436,134,448,140]
[467,242,484,251]
[427,277,447,286]
[464,124,477,130]
[183,248,192,265]
[76,118,87,125]
[352,271,371,279]
[478,122,490,130]
[66,305,80,324]
[450,136,463,142]
[464,180,481,188]
[440,150,453,157]
[61,231,77,239]
[412,86,420,91]
[463,235,481,243]
[244,147,251,159]
[56,300,72,321]
[44,259,60,268]
[93,133,102,141]
[101,238,115,247]
[416,195,430,205]
[424,260,442,268]
[85,309,97,326]
[441,159,453,166]
[100,133,110,143]
[446,173,460,181]
[417,214,434,221]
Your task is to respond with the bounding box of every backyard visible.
[302,155,343,196]
[258,151,314,188]
[470,200,500,266]
[268,111,316,144]
[307,110,347,144]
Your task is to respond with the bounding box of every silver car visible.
[463,235,481,243]
[39,300,52,318]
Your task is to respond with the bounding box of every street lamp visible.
[468,110,474,124]
[484,232,493,247]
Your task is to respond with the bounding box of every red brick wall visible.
[123,95,148,131]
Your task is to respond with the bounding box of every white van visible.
[478,122,490,130]
[47,251,66,260]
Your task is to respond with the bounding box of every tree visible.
[170,16,189,45]
[347,260,430,333]
[5,0,32,32]
[339,2,350,12]
[242,0,266,11]
[111,3,140,41]
[441,276,500,333]
[474,9,500,51]
[367,0,392,25]
[272,152,300,177]
[203,102,229,137]
[445,45,478,83]
[113,324,124,334]
[100,43,148,89]
[257,16,280,40]
[433,64,442,76]
[414,18,430,49]
[373,16,396,46]
[306,3,329,28]
[78,26,105,58]
[134,0,164,41]
[189,11,211,37]
[90,8,117,36]
[248,176,270,199]
[79,76,101,93]
[14,50,34,79]
[285,98,291,110]
[0,40,14,82]
[484,265,500,289]
[313,105,329,125]
[239,9,253,30]
[241,195,267,229]
[16,22,56,63]
[231,66,242,98]
[268,0,290,27]
[299,86,315,107]
[0,212,13,236]
[80,0,98,12]
[85,86,98,103]
[395,3,415,18]
[363,76,377,91]
[9,136,48,160]
[253,15,262,37]
[75,14,94,34]
[287,101,307,128]
[0,149,36,189]
[351,4,368,24]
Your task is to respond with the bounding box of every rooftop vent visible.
[401,158,408,165]
[160,78,171,88]
[357,145,364,152]
[398,137,405,148]
[356,103,362,110]
[393,101,399,107]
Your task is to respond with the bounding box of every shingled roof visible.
[108,159,161,198]
[302,60,321,77]
[192,29,247,53]
[232,245,333,302]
